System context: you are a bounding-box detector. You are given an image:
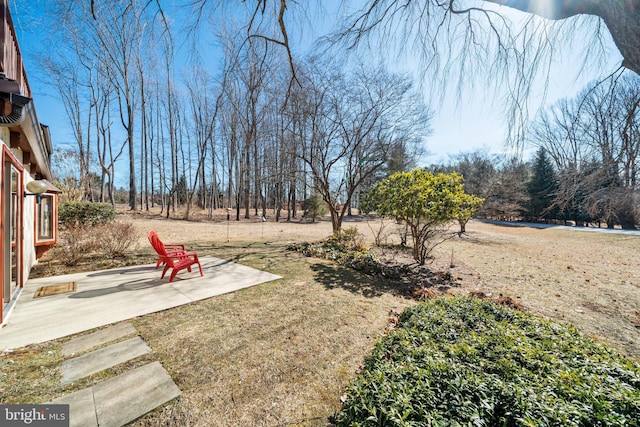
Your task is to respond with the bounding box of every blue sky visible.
[10,1,625,168]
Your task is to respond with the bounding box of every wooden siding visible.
[0,0,30,97]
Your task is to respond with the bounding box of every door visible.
[2,151,23,307]
[9,165,20,299]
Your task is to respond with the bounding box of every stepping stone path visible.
[50,322,181,427]
[62,337,152,385]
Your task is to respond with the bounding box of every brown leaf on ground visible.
[413,287,442,300]
[468,290,526,310]
[385,310,401,333]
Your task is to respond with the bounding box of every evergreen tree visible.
[527,148,558,221]
[177,175,188,205]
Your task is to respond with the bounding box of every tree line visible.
[24,1,640,230]
[529,74,640,228]
[438,73,640,230]
[36,0,429,232]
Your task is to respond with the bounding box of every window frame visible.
[34,192,56,244]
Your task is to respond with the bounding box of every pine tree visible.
[527,148,558,221]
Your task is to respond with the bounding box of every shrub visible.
[56,221,139,264]
[289,227,367,262]
[59,202,115,227]
[94,221,139,258]
[363,169,482,264]
[302,192,328,222]
[336,297,640,426]
[325,227,367,252]
[342,252,383,275]
[57,225,100,266]
[288,228,419,278]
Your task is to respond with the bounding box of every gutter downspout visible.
[0,72,29,126]
[0,92,28,126]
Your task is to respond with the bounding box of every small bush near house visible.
[57,221,139,265]
[94,221,139,258]
[335,297,640,426]
[57,224,100,266]
[58,202,116,227]
[56,202,138,264]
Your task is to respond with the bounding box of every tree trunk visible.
[330,208,341,233]
[128,103,136,210]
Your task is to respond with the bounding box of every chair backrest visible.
[148,230,168,256]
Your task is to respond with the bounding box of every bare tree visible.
[23,0,640,219]
[42,0,169,209]
[89,1,144,209]
[180,1,640,89]
[454,150,499,197]
[296,60,432,232]
[209,1,640,150]
[483,157,530,221]
[183,65,219,219]
[41,57,91,196]
[93,71,123,206]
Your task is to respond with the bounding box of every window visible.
[10,166,18,244]
[35,194,55,243]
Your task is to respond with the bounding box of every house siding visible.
[0,0,56,324]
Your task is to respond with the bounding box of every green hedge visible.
[336,297,640,426]
[59,202,115,227]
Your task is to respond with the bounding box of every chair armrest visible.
[165,250,187,258]
[177,252,200,262]
[164,243,186,251]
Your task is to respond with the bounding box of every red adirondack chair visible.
[148,231,203,282]
[148,230,187,269]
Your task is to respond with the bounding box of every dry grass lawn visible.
[437,221,640,359]
[2,208,639,426]
[129,210,639,359]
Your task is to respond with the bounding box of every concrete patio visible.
[0,256,281,350]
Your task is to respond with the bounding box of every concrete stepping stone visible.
[94,361,181,427]
[62,337,151,384]
[52,362,181,427]
[62,322,137,356]
[51,388,98,427]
